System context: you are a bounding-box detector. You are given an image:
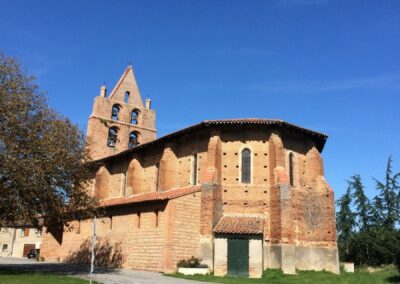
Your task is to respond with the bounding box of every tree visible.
[336,157,400,267]
[349,175,371,231]
[336,186,356,261]
[0,52,98,227]
[374,157,400,230]
[347,227,400,266]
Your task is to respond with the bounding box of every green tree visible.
[374,157,400,230]
[347,227,400,266]
[0,52,98,227]
[336,186,356,261]
[349,175,371,231]
[337,157,400,267]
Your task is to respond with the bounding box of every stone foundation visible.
[265,244,339,274]
[295,246,339,274]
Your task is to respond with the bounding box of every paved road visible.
[0,257,215,284]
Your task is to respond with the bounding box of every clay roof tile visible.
[100,185,201,208]
[213,216,264,234]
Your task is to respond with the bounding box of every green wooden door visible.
[227,237,249,277]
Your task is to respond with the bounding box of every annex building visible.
[41,67,339,277]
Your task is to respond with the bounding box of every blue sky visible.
[1,0,399,201]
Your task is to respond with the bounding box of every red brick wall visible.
[85,67,157,160]
[41,193,202,272]
[42,123,337,272]
[170,193,201,269]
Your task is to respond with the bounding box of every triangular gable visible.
[108,66,144,107]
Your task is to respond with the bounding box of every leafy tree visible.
[0,52,98,227]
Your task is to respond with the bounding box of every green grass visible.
[0,270,97,284]
[169,268,400,284]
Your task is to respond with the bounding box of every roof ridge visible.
[93,118,328,163]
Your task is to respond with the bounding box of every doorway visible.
[22,244,35,257]
[227,237,249,277]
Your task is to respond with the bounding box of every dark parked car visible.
[27,249,37,259]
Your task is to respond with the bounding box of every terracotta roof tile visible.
[101,185,202,208]
[213,216,264,234]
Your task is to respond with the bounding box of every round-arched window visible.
[111,104,120,120]
[289,152,295,186]
[241,148,251,183]
[131,110,139,124]
[128,132,139,148]
[124,91,130,103]
[107,127,119,147]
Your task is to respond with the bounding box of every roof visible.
[95,118,327,163]
[213,216,264,234]
[100,185,202,208]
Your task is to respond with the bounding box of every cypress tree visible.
[374,157,400,230]
[336,186,356,261]
[349,175,371,231]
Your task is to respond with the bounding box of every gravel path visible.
[0,257,214,284]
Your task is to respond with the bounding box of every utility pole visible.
[89,216,96,284]
[9,226,17,257]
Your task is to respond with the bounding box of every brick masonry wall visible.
[42,123,337,272]
[94,131,209,200]
[41,194,202,272]
[215,126,336,248]
[42,202,169,271]
[170,193,201,269]
[86,102,156,160]
[86,66,157,160]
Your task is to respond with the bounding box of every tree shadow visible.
[386,275,400,283]
[65,238,125,269]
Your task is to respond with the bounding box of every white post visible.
[90,216,96,284]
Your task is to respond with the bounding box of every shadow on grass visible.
[0,237,125,277]
[0,263,116,276]
[386,275,400,283]
[0,269,31,275]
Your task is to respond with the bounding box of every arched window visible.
[289,152,295,186]
[128,132,139,148]
[107,127,118,147]
[124,91,130,103]
[131,110,139,124]
[111,104,120,120]
[192,153,198,186]
[241,148,251,183]
[155,162,160,191]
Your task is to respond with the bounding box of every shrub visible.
[177,256,202,268]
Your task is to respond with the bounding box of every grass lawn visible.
[0,269,97,284]
[169,268,400,284]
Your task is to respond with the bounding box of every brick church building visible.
[41,67,339,277]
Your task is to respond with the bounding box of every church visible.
[41,66,339,278]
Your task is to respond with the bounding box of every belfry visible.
[86,66,156,160]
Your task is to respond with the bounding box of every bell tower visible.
[86,66,157,160]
